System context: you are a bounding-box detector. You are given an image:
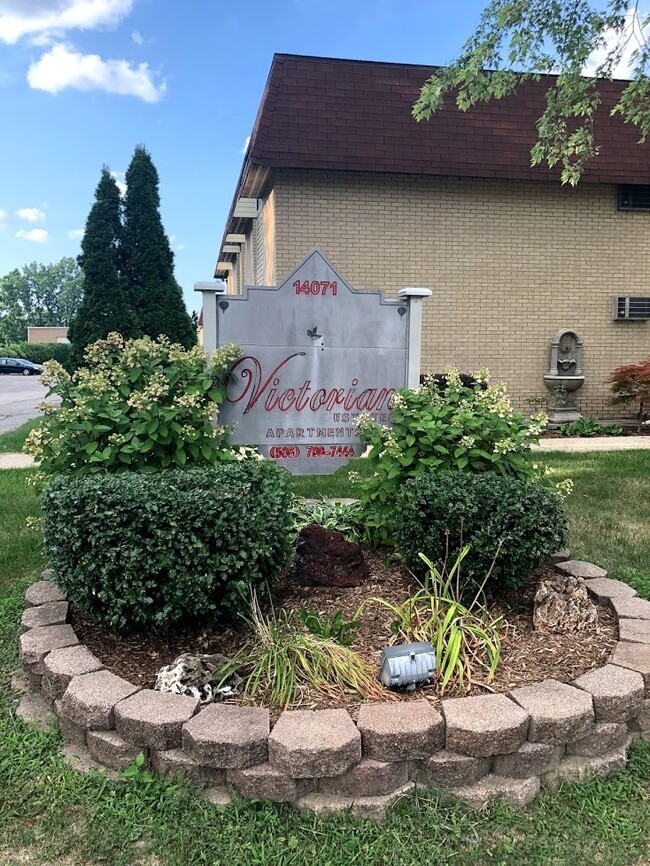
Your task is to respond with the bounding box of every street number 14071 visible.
[293,280,338,296]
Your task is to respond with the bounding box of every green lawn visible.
[0,453,649,865]
[0,418,41,454]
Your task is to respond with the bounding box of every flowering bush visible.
[355,367,548,544]
[24,333,242,476]
[608,357,650,431]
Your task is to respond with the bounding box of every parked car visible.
[0,357,43,376]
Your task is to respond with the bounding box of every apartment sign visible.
[197,249,430,475]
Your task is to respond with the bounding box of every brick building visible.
[212,54,650,415]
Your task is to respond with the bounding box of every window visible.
[618,185,650,211]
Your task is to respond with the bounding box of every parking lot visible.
[0,374,57,434]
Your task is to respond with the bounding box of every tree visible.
[121,146,196,348]
[68,169,138,367]
[413,1,650,185]
[608,357,650,430]
[0,257,83,344]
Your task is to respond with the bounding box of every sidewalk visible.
[0,454,35,469]
[535,436,650,452]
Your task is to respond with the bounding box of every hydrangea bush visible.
[25,333,242,476]
[355,367,550,544]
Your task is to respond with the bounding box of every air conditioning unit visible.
[613,297,650,321]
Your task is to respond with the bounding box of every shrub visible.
[608,358,650,431]
[41,462,293,633]
[394,471,567,591]
[24,333,241,476]
[559,418,623,437]
[0,341,71,368]
[356,367,547,544]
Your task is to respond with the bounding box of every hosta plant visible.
[24,332,241,476]
[298,607,361,646]
[290,496,364,543]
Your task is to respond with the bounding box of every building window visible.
[618,184,650,211]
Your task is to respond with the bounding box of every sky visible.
[0,0,641,315]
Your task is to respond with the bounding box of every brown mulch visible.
[70,553,617,718]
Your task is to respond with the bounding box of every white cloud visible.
[242,135,251,154]
[131,28,142,45]
[67,228,84,239]
[175,243,185,252]
[16,207,46,222]
[584,6,649,78]
[0,0,133,45]
[110,170,126,196]
[15,228,50,243]
[0,207,7,228]
[27,43,166,102]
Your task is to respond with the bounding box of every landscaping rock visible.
[610,597,650,620]
[115,689,199,750]
[618,619,650,645]
[411,750,492,788]
[24,580,67,607]
[573,664,644,721]
[356,700,444,762]
[294,524,369,588]
[182,704,269,769]
[61,743,117,779]
[543,746,629,790]
[150,748,226,785]
[492,742,563,778]
[549,549,571,564]
[54,698,86,745]
[268,709,361,778]
[509,679,594,744]
[42,645,105,700]
[21,601,69,633]
[533,576,598,633]
[10,669,34,696]
[19,624,79,675]
[203,787,232,807]
[584,577,637,604]
[154,653,241,704]
[228,763,315,802]
[453,774,541,809]
[320,758,408,797]
[443,694,529,757]
[60,670,140,730]
[351,783,415,821]
[610,642,650,692]
[296,792,352,816]
[15,692,56,731]
[555,561,607,580]
[86,730,144,770]
[566,722,629,757]
[40,568,54,581]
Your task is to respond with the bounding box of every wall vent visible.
[618,185,650,211]
[614,296,650,321]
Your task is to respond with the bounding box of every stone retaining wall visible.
[17,560,650,820]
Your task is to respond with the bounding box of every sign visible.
[200,249,428,475]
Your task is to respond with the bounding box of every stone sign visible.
[196,249,430,475]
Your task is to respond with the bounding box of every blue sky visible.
[0,1,514,313]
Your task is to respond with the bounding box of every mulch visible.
[70,552,616,718]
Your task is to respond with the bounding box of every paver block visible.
[203,787,232,807]
[21,601,69,633]
[54,698,86,745]
[183,704,269,769]
[40,568,54,581]
[61,743,117,779]
[15,692,56,732]
[543,746,629,791]
[10,669,35,696]
[297,792,352,816]
[320,758,408,797]
[610,597,650,621]
[550,549,571,564]
[443,694,529,757]
[356,700,444,762]
[509,679,594,744]
[151,748,226,785]
[619,619,650,645]
[573,664,644,721]
[412,750,492,788]
[43,645,105,700]
[453,774,540,809]
[86,730,144,770]
[19,624,79,674]
[115,689,199,750]
[583,577,637,604]
[351,782,415,821]
[268,709,361,778]
[627,699,650,738]
[24,580,67,607]
[493,742,563,778]
[566,722,629,757]
[60,669,140,730]
[555,561,607,581]
[610,643,650,693]
[228,763,315,802]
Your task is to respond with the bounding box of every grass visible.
[0,417,41,454]
[0,453,649,864]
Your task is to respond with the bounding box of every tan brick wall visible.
[27,327,69,344]
[260,169,650,416]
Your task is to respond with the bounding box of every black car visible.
[0,357,43,376]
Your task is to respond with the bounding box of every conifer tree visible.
[121,146,196,348]
[68,169,138,367]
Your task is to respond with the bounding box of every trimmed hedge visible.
[0,341,71,367]
[394,471,566,591]
[42,461,293,633]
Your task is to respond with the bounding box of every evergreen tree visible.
[68,169,138,367]
[122,146,196,348]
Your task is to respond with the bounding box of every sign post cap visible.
[396,287,433,299]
